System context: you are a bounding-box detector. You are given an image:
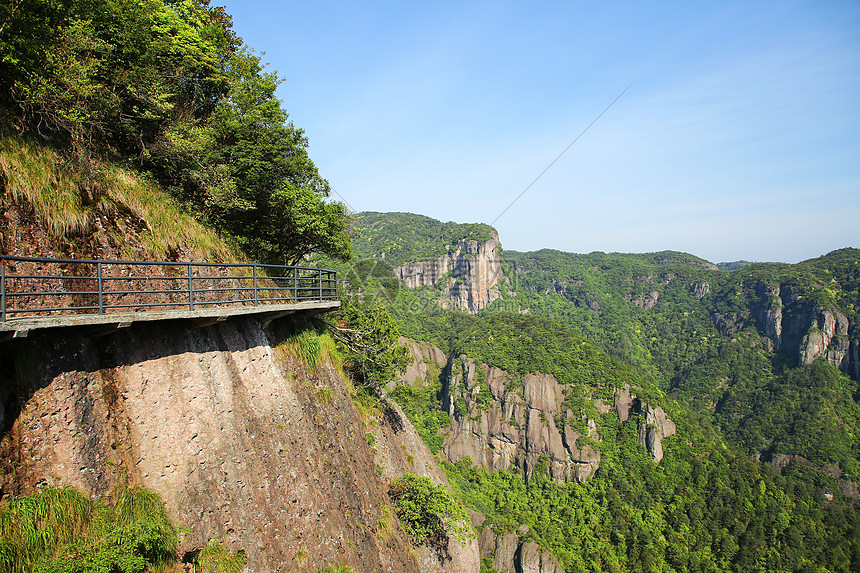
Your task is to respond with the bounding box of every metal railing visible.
[0,255,338,321]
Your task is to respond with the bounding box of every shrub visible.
[388,474,471,545]
[0,485,177,573]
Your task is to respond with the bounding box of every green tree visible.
[388,474,471,545]
[1,0,351,265]
[329,297,409,391]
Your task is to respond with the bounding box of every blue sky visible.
[220,1,860,263]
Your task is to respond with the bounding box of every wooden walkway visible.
[0,255,339,340]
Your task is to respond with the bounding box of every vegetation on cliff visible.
[0,486,177,573]
[0,134,234,260]
[382,307,860,571]
[342,212,860,571]
[2,0,858,569]
[388,474,471,546]
[0,0,350,265]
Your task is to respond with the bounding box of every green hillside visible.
[350,211,497,267]
[343,211,860,571]
[0,0,350,266]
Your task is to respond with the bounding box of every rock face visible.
[478,526,563,573]
[440,355,601,483]
[395,234,503,314]
[396,336,447,388]
[519,541,565,573]
[396,341,677,483]
[636,404,677,463]
[0,318,478,573]
[713,283,859,381]
[631,290,660,311]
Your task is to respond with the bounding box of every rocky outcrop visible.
[478,528,520,573]
[712,282,859,380]
[0,318,478,573]
[478,526,563,573]
[393,340,676,482]
[440,355,601,483]
[614,386,676,462]
[636,404,676,463]
[519,541,564,573]
[692,281,710,299]
[396,336,447,388]
[631,290,660,311]
[395,234,503,314]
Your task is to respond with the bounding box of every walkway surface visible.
[0,255,339,340]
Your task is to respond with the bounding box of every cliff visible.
[397,341,675,484]
[0,317,478,573]
[713,282,859,379]
[395,233,503,314]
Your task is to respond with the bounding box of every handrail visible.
[0,255,338,321]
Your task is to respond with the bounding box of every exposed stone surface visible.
[0,319,478,573]
[478,526,564,573]
[692,281,710,299]
[636,403,677,463]
[519,541,565,573]
[440,354,604,484]
[478,528,520,573]
[373,399,480,573]
[631,290,660,311]
[397,336,447,388]
[395,234,503,314]
[712,282,859,381]
[615,385,635,422]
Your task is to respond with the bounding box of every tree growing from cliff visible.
[388,474,471,546]
[326,298,409,392]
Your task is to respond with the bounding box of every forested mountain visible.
[338,211,860,572]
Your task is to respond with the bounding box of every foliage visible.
[718,359,860,481]
[390,381,449,454]
[0,0,349,265]
[444,416,860,573]
[194,540,246,573]
[329,298,409,391]
[342,214,860,571]
[388,474,472,546]
[0,134,234,260]
[0,485,177,573]
[350,212,496,267]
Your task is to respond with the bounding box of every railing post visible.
[253,265,258,306]
[1,263,5,322]
[97,262,103,314]
[319,269,323,300]
[187,263,194,310]
[293,267,298,301]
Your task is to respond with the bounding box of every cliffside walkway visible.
[0,255,339,340]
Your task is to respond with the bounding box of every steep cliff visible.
[0,317,478,573]
[396,340,675,484]
[477,524,564,573]
[714,283,859,379]
[395,234,503,314]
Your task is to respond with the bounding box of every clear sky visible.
[220,0,859,264]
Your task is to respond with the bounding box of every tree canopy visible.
[0,0,350,265]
